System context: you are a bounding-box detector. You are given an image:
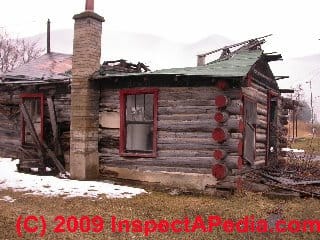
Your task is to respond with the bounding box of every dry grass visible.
[290,137,320,154]
[1,189,320,239]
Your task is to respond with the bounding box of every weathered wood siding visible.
[242,86,268,165]
[246,59,284,166]
[0,83,71,164]
[0,85,21,158]
[99,86,242,174]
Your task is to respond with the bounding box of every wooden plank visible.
[47,97,63,157]
[20,102,44,154]
[42,144,66,174]
[20,102,66,174]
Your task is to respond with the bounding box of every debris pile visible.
[244,153,320,198]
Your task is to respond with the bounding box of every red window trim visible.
[119,88,158,158]
[20,93,45,144]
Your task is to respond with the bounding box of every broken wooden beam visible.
[47,97,63,157]
[20,102,66,174]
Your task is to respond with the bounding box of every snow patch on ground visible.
[0,158,146,199]
[281,148,305,153]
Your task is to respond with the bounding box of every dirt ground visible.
[1,137,320,239]
[1,188,320,240]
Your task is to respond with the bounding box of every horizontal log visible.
[250,81,268,94]
[159,131,242,149]
[158,131,211,139]
[99,103,119,110]
[158,120,213,132]
[101,165,212,174]
[0,138,20,146]
[0,128,19,136]
[256,149,267,157]
[158,113,213,121]
[99,136,120,148]
[157,143,215,151]
[256,133,267,142]
[224,156,242,170]
[158,137,214,145]
[254,156,266,164]
[256,143,266,149]
[256,128,267,134]
[256,119,268,129]
[257,114,267,122]
[253,160,266,167]
[257,103,268,116]
[222,139,243,154]
[230,133,243,139]
[158,106,215,115]
[100,156,213,169]
[99,147,119,155]
[158,149,213,158]
[99,128,120,137]
[158,119,243,132]
[159,88,241,101]
[158,99,214,107]
[225,100,243,115]
[242,87,268,104]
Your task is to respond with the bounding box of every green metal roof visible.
[92,49,263,79]
[152,49,263,77]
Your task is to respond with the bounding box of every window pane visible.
[134,94,145,121]
[124,92,155,153]
[126,95,135,121]
[126,123,153,151]
[145,94,153,120]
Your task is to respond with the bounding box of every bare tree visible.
[0,31,43,73]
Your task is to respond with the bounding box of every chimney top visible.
[47,19,51,54]
[73,0,104,23]
[85,0,94,11]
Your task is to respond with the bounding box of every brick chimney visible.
[70,0,105,180]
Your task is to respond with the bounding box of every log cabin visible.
[0,0,292,191]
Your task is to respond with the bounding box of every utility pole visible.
[306,80,314,137]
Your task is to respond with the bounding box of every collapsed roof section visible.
[0,52,72,84]
[93,35,284,81]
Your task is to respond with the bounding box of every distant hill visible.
[26,29,320,102]
[26,29,234,70]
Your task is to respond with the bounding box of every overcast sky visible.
[0,0,319,58]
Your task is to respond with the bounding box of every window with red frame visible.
[120,89,158,157]
[20,93,44,144]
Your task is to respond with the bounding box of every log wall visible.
[241,85,268,166]
[0,83,71,165]
[99,86,242,174]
